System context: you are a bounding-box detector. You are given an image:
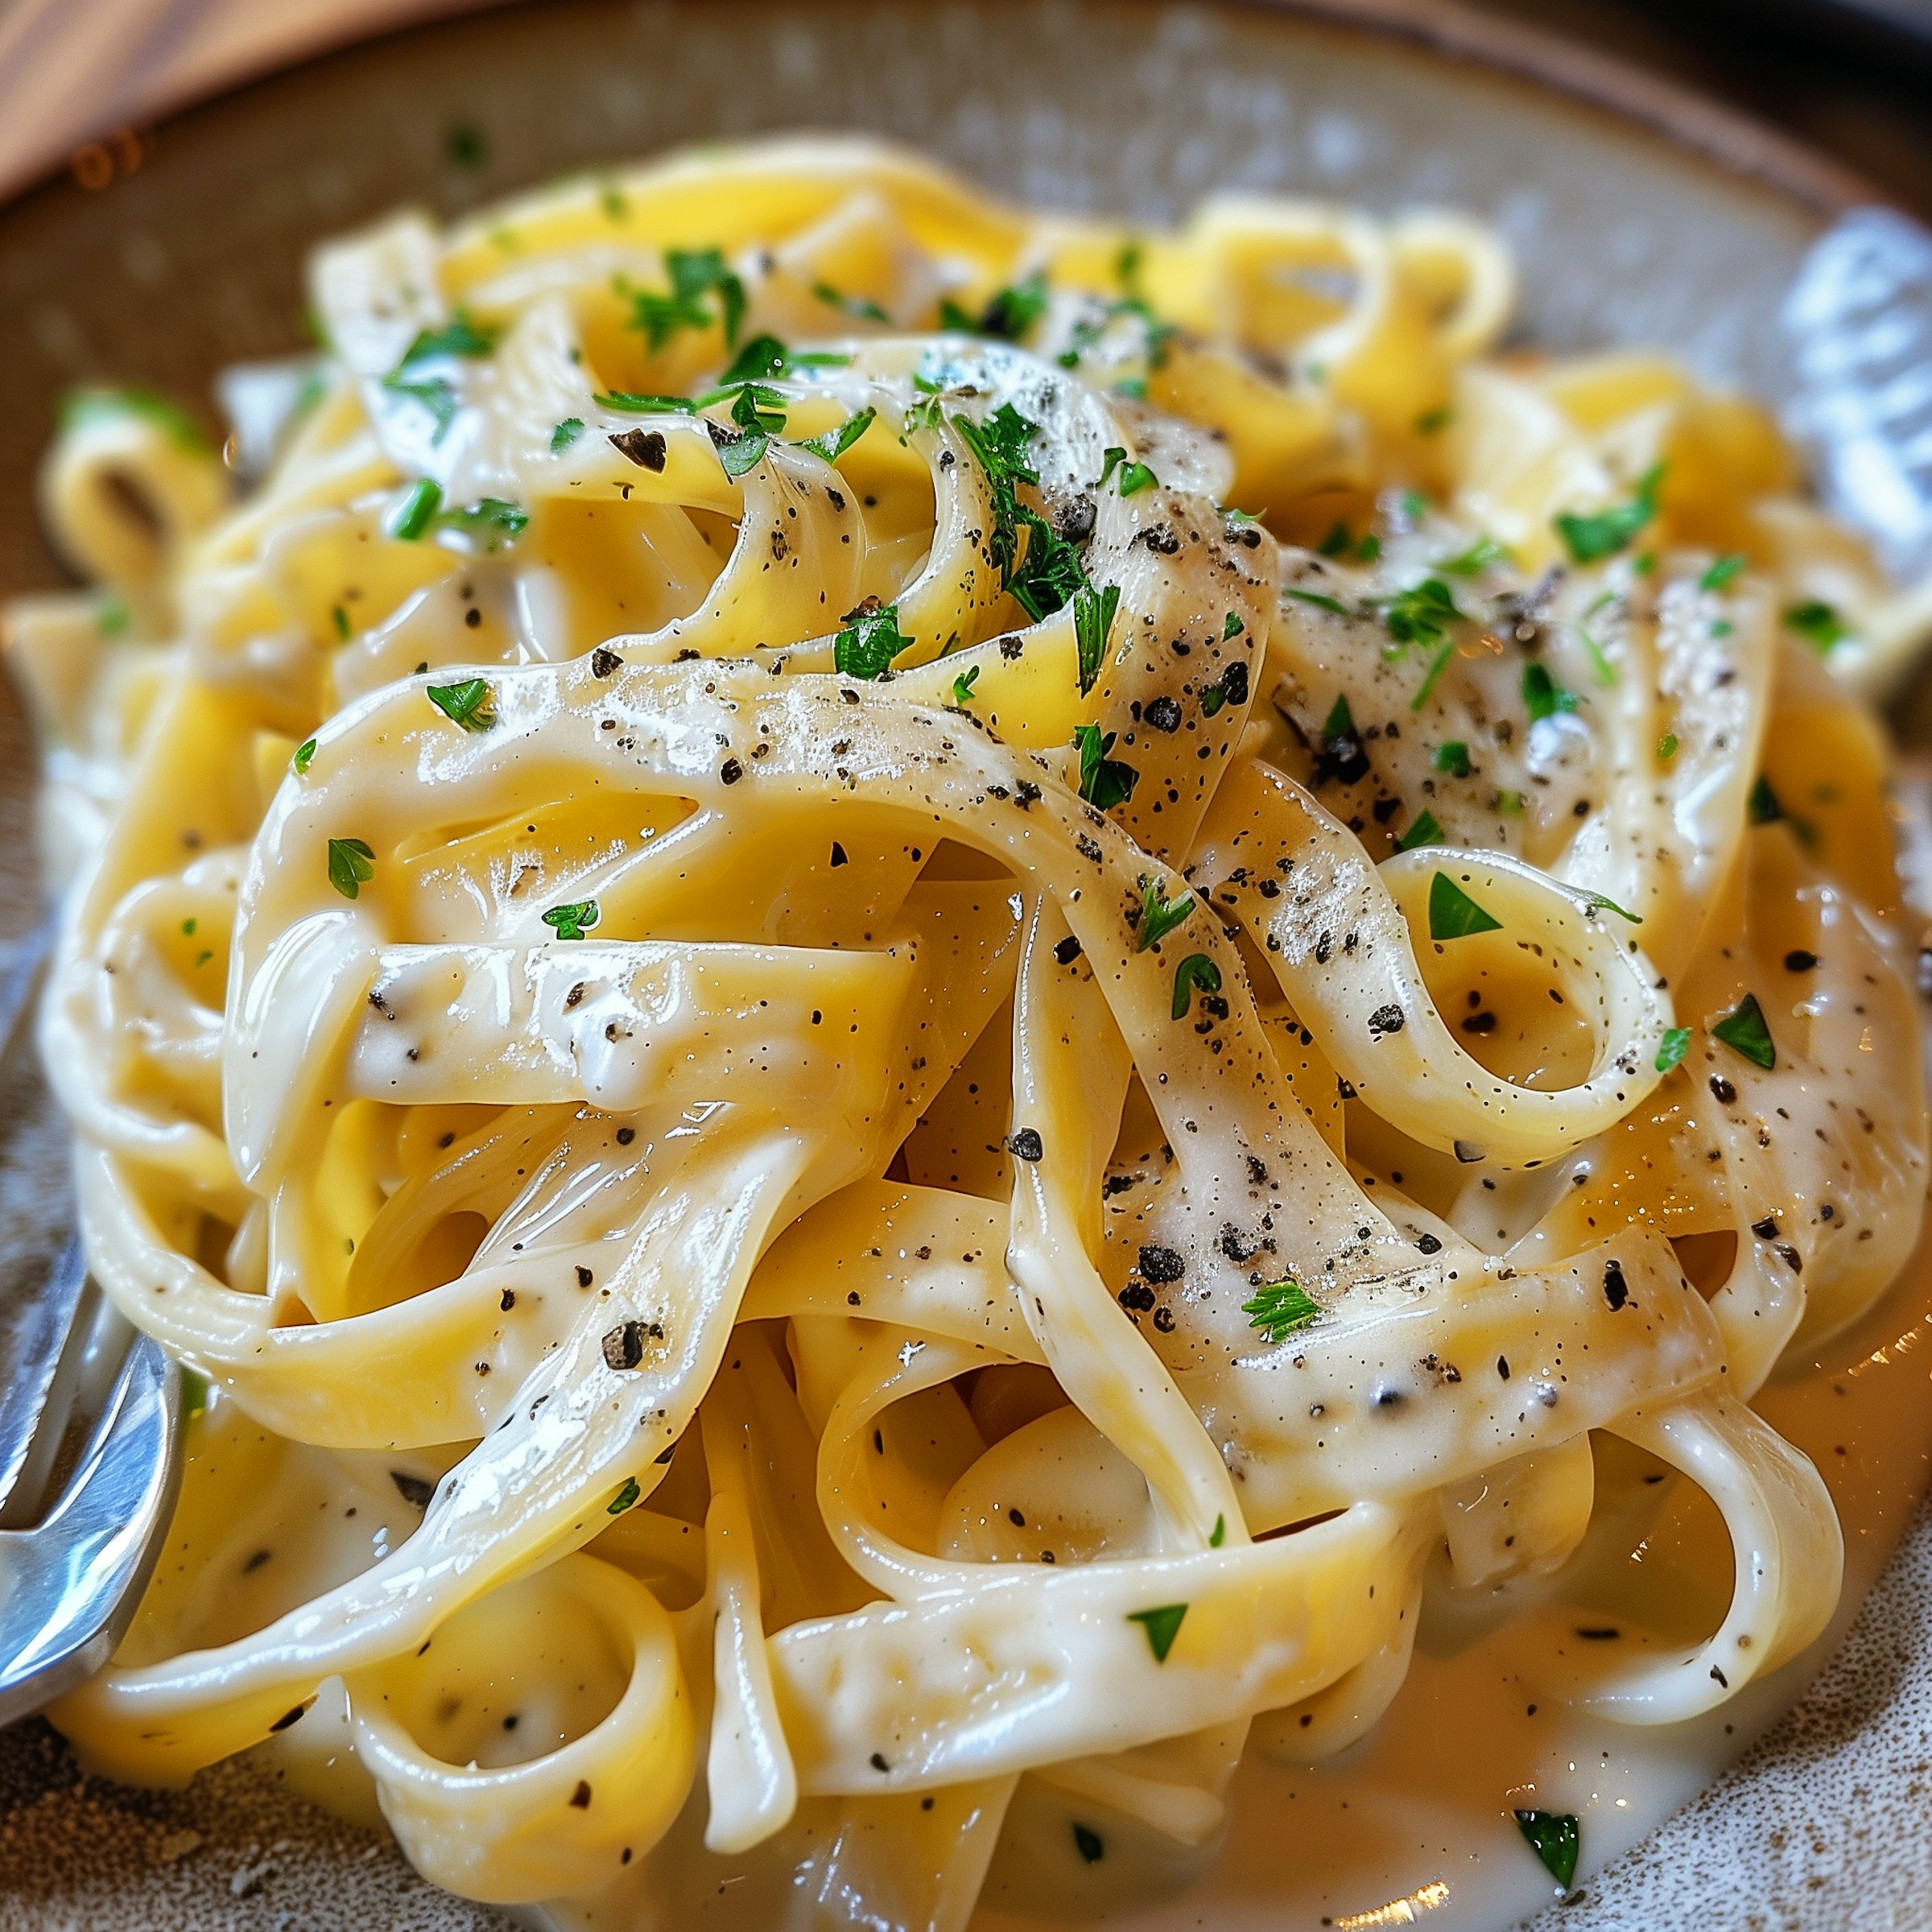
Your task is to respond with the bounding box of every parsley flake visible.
[326,838,375,900]
[1286,588,1350,617]
[293,738,316,775]
[1134,875,1195,952]
[1785,600,1849,654]
[1513,1810,1579,1890]
[426,678,497,733]
[1243,1278,1321,1343]
[1712,993,1775,1070]
[1074,582,1121,695]
[608,1476,641,1515]
[543,899,601,942]
[799,407,877,463]
[1554,462,1664,564]
[951,664,980,706]
[1224,611,1245,640]
[1433,741,1472,778]
[834,601,912,680]
[388,478,443,541]
[396,314,499,374]
[1170,952,1222,1019]
[1383,576,1461,647]
[1701,553,1745,592]
[1209,1513,1226,1548]
[1429,872,1501,939]
[1126,1603,1188,1662]
[1396,810,1442,852]
[630,246,745,350]
[1522,662,1576,723]
[438,497,527,550]
[1073,724,1138,811]
[1655,1026,1691,1073]
[551,417,584,452]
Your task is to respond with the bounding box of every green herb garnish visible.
[1242,1277,1321,1343]
[595,390,698,414]
[551,417,584,452]
[1412,642,1455,712]
[951,664,980,704]
[1748,774,1782,825]
[1224,611,1245,640]
[1286,588,1350,617]
[834,601,912,680]
[382,377,460,441]
[426,678,497,732]
[1712,993,1775,1070]
[1126,1603,1188,1662]
[1074,582,1121,695]
[388,478,443,541]
[1522,662,1576,723]
[1170,952,1222,1019]
[1436,535,1509,577]
[1384,576,1461,648]
[293,738,316,775]
[1073,724,1138,811]
[1396,810,1442,852]
[396,314,499,375]
[1658,733,1678,762]
[1428,872,1501,939]
[1433,741,1472,778]
[1134,875,1195,952]
[542,898,601,942]
[1513,1810,1579,1890]
[1701,553,1745,592]
[438,497,527,550]
[799,407,877,463]
[1785,599,1849,654]
[1655,1026,1691,1073]
[1554,462,1664,564]
[58,384,209,452]
[941,270,1050,342]
[326,838,375,900]
[608,1476,641,1514]
[811,279,890,324]
[630,246,745,350]
[1209,1513,1226,1548]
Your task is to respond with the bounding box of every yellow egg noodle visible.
[4,136,1929,1926]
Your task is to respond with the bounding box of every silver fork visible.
[0,918,183,1726]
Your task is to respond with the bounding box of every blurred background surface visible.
[1,0,1930,217]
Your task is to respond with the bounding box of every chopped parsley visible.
[332,604,350,642]
[1712,992,1775,1070]
[1134,875,1195,952]
[811,279,890,324]
[438,497,527,550]
[426,678,497,732]
[382,376,460,442]
[1513,1810,1579,1890]
[1700,553,1746,592]
[950,663,980,705]
[1521,662,1576,723]
[608,1476,641,1514]
[1395,810,1442,852]
[293,738,316,774]
[1579,890,1641,923]
[395,314,499,374]
[1411,642,1455,712]
[1126,1603,1188,1662]
[97,594,130,638]
[550,417,584,452]
[1286,588,1350,617]
[629,246,745,350]
[1655,1026,1692,1073]
[1435,534,1509,577]
[1318,521,1352,557]
[1072,724,1138,811]
[326,837,375,900]
[1170,952,1222,1019]
[1074,582,1121,695]
[1224,612,1245,640]
[1383,577,1461,648]
[1209,1513,1226,1548]
[1554,462,1663,564]
[542,898,601,942]
[388,478,443,541]
[1242,1277,1321,1343]
[1785,599,1849,654]
[1116,459,1158,496]
[1658,733,1679,762]
[941,270,1050,342]
[1414,404,1454,435]
[799,407,877,463]
[1433,741,1472,778]
[834,601,912,680]
[595,390,698,414]
[1429,872,1501,939]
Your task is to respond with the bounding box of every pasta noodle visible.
[6,134,1928,1926]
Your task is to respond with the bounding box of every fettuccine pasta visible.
[6,136,1927,1928]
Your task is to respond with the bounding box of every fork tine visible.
[0,1237,91,1522]
[0,1331,181,1725]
